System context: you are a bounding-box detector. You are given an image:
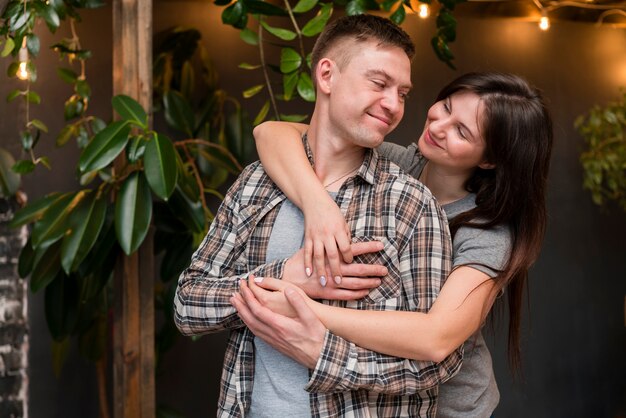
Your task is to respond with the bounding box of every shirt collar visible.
[301,133,379,187]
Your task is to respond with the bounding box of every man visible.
[174,14,460,417]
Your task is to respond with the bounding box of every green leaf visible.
[297,72,315,102]
[51,337,70,377]
[126,135,146,163]
[280,48,302,74]
[239,62,261,70]
[18,239,35,278]
[26,91,41,104]
[168,187,205,234]
[29,119,49,133]
[6,89,22,102]
[31,191,86,248]
[78,120,131,173]
[293,0,319,13]
[30,241,62,293]
[61,192,108,274]
[390,3,406,24]
[253,100,271,125]
[345,0,366,15]
[112,95,147,128]
[56,124,75,147]
[302,3,333,37]
[0,148,20,197]
[244,0,287,16]
[20,131,33,150]
[243,84,264,99]
[45,273,79,341]
[12,160,36,174]
[115,172,153,255]
[10,193,62,228]
[283,71,299,101]
[144,134,178,200]
[222,1,248,29]
[1,38,15,57]
[163,90,195,137]
[75,79,91,98]
[240,28,258,45]
[42,4,61,29]
[260,21,297,41]
[26,34,40,56]
[280,114,309,122]
[7,62,19,78]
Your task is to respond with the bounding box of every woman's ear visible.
[478,161,496,170]
[316,58,334,95]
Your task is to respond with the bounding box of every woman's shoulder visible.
[376,141,424,178]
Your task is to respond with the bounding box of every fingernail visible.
[334,276,341,285]
[319,276,327,287]
[254,276,264,283]
[305,267,312,277]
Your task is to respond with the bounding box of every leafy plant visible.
[576,90,626,211]
[216,0,466,123]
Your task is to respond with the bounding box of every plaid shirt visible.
[174,138,461,417]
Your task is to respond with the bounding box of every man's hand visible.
[284,241,387,300]
[230,279,325,369]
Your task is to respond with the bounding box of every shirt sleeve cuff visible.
[251,258,287,280]
[305,330,352,393]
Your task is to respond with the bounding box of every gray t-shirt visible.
[248,200,311,418]
[378,141,511,418]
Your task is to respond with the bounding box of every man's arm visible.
[173,164,287,336]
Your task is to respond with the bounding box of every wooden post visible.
[112,1,154,418]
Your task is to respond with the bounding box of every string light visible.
[418,3,430,18]
[16,38,29,81]
[539,11,551,30]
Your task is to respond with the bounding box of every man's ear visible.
[316,58,334,95]
[478,161,496,170]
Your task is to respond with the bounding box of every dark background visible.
[0,1,625,417]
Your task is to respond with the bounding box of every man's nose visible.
[380,91,402,114]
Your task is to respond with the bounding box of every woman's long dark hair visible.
[437,72,554,373]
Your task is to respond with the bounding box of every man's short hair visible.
[310,14,415,81]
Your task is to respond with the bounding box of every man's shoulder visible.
[226,160,278,204]
[373,151,435,203]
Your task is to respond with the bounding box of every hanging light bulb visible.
[418,3,430,18]
[16,39,29,81]
[539,11,550,31]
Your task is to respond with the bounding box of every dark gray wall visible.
[0,1,624,417]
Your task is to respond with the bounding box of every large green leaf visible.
[30,241,62,293]
[283,71,299,101]
[260,21,296,41]
[280,48,302,74]
[112,94,148,128]
[163,91,195,137]
[301,3,333,37]
[297,72,315,102]
[31,192,86,248]
[79,121,131,173]
[244,0,287,16]
[61,192,108,274]
[115,172,153,255]
[45,273,79,341]
[10,192,62,227]
[0,148,20,197]
[168,187,205,234]
[144,134,179,200]
[293,0,318,13]
[18,239,35,278]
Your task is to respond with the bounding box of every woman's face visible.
[418,91,492,173]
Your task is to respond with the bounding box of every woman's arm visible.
[254,121,354,283]
[251,266,497,362]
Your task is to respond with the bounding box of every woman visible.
[234,72,553,416]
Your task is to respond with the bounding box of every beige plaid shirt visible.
[174,138,461,417]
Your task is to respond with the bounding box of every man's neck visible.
[306,123,366,191]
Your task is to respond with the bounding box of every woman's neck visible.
[419,162,471,205]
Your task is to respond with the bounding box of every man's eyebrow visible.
[364,69,413,90]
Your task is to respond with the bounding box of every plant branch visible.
[257,19,280,120]
[175,138,243,171]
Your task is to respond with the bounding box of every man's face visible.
[327,40,412,149]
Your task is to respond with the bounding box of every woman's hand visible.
[302,192,353,286]
[283,241,387,300]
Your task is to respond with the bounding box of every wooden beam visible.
[112,0,154,417]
